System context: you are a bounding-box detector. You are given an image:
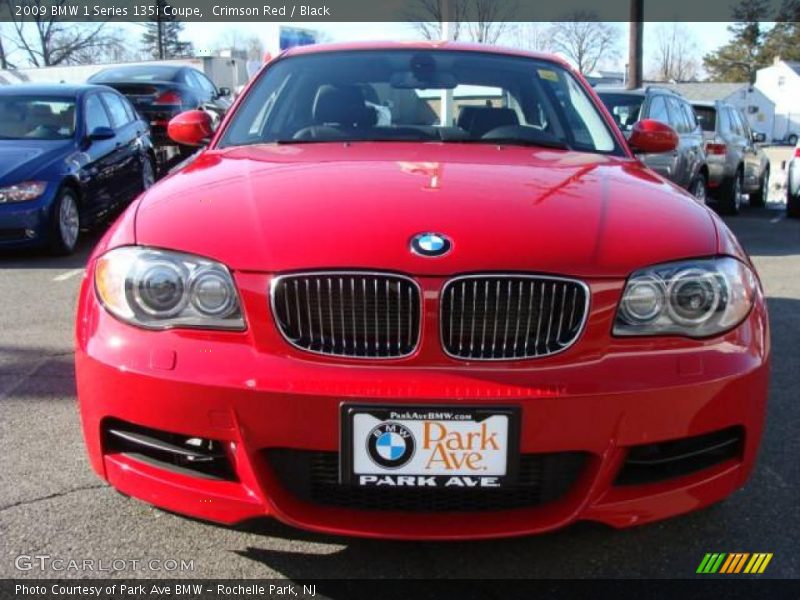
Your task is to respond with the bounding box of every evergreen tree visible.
[140,0,193,59]
[703,0,769,82]
[762,0,800,62]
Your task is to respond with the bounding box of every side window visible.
[681,103,697,132]
[729,108,744,136]
[647,95,669,125]
[84,94,112,132]
[733,108,750,137]
[718,107,731,134]
[666,97,688,133]
[101,92,131,129]
[120,96,139,123]
[195,72,217,96]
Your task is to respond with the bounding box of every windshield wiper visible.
[453,138,570,150]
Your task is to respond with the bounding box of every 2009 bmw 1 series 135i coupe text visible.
[75,42,769,540]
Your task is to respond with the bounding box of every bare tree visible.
[5,0,120,66]
[464,0,515,44]
[549,13,619,75]
[69,28,133,65]
[508,22,554,53]
[1,24,11,69]
[650,23,699,82]
[408,0,466,40]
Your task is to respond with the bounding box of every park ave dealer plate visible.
[340,405,520,488]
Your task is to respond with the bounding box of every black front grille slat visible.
[267,449,589,513]
[442,275,588,360]
[272,272,421,358]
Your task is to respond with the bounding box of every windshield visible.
[693,106,716,132]
[219,50,620,154]
[597,92,644,134]
[92,66,180,82]
[0,96,76,140]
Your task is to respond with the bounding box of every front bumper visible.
[0,185,57,248]
[75,272,770,540]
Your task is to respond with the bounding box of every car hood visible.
[134,143,718,277]
[0,140,72,185]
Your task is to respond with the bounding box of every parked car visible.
[88,65,232,153]
[0,84,155,254]
[76,42,768,539]
[692,101,770,215]
[787,139,800,218]
[598,87,709,202]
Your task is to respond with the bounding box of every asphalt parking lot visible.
[1,174,798,580]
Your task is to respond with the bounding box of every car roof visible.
[0,83,104,97]
[280,40,573,69]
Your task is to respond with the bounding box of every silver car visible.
[598,87,709,202]
[692,101,770,215]
[787,139,800,218]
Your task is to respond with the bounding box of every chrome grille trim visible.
[270,271,421,359]
[440,274,590,361]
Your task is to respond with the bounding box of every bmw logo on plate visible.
[411,232,452,257]
[366,422,416,469]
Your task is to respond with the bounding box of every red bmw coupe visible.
[75,42,769,540]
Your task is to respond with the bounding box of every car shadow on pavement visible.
[0,230,100,270]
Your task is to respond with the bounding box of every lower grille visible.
[441,275,589,360]
[271,272,421,358]
[615,426,744,486]
[0,228,27,242]
[266,449,588,512]
[102,419,236,481]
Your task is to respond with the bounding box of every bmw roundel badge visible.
[411,232,452,257]
[367,422,416,469]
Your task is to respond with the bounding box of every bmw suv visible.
[598,87,709,202]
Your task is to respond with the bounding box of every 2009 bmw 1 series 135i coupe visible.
[75,42,769,540]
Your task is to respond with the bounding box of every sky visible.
[177,21,736,73]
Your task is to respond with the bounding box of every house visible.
[755,57,800,143]
[664,82,775,140]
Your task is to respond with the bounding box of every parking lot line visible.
[770,214,785,224]
[52,268,84,282]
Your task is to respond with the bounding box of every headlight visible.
[0,181,47,203]
[95,246,245,330]
[613,257,757,338]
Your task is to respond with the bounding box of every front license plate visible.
[340,405,519,488]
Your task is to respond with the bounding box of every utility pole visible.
[627,0,643,89]
[157,17,165,59]
[440,0,454,126]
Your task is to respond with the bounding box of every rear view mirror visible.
[167,110,213,147]
[752,131,766,143]
[628,119,679,154]
[390,71,457,90]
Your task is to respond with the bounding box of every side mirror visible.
[752,132,766,143]
[628,119,679,154]
[217,87,231,98]
[88,126,116,141]
[167,110,213,147]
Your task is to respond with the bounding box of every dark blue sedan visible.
[0,84,155,254]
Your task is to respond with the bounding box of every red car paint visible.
[75,41,769,539]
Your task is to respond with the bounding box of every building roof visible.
[784,61,800,76]
[662,82,749,102]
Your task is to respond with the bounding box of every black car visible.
[597,86,709,202]
[88,65,232,150]
[0,84,156,255]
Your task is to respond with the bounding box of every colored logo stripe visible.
[697,553,773,574]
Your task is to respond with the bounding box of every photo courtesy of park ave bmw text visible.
[0,0,798,595]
